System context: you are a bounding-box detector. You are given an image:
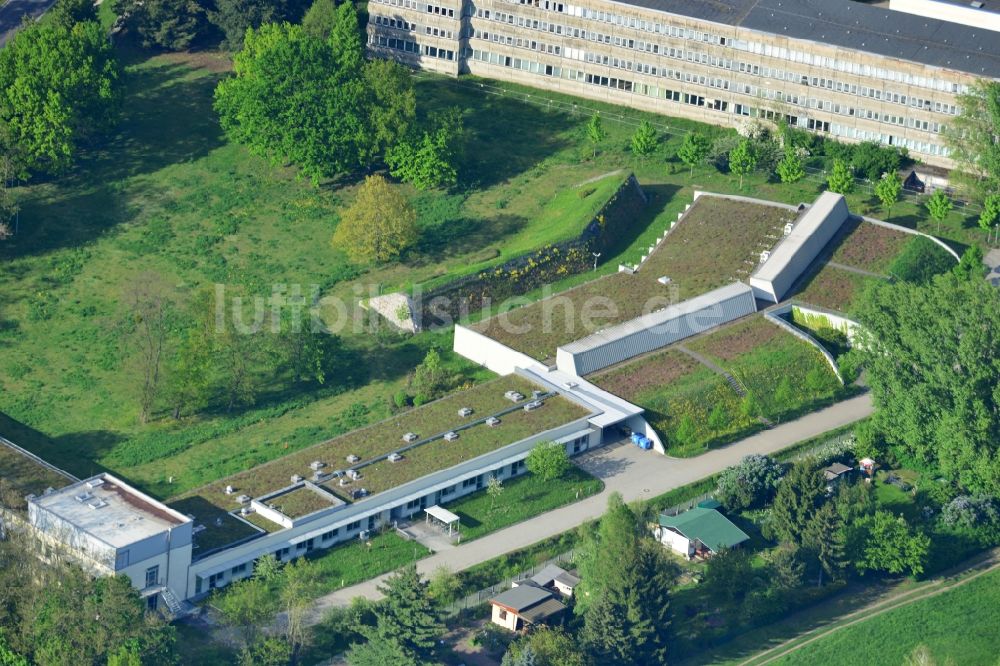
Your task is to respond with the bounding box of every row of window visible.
[372,15,415,32]
[492,0,968,94]
[466,46,946,157]
[465,9,961,117]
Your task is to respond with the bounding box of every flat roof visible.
[611,0,1000,77]
[492,583,556,612]
[518,365,644,429]
[33,474,190,549]
[425,504,460,524]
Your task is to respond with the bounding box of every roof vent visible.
[87,478,105,489]
[346,454,360,463]
[784,222,794,235]
[523,400,542,412]
[87,499,108,510]
[236,494,251,504]
[388,452,403,463]
[760,250,771,264]
[75,492,93,503]
[458,407,474,417]
[657,276,672,285]
[402,432,419,443]
[225,485,235,495]
[309,461,326,471]
[971,1,984,7]
[347,469,362,480]
[444,431,459,441]
[486,416,501,427]
[291,474,304,484]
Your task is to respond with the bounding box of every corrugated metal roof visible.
[611,0,1000,77]
[560,282,755,355]
[491,583,554,612]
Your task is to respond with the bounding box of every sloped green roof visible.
[659,508,750,553]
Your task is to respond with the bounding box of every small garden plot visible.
[828,219,911,274]
[793,264,881,313]
[0,444,72,511]
[266,485,341,519]
[473,197,789,360]
[171,375,589,550]
[589,349,700,402]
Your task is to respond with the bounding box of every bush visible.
[888,237,955,284]
[941,495,1000,528]
[716,453,785,510]
[392,389,410,409]
[525,441,570,481]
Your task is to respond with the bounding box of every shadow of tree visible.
[0,411,120,480]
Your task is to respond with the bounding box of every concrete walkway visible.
[826,261,886,280]
[985,249,1000,288]
[304,393,873,623]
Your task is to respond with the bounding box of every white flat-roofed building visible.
[749,192,850,303]
[28,474,193,611]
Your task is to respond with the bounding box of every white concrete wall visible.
[491,604,519,631]
[660,528,693,559]
[453,324,537,375]
[791,305,863,344]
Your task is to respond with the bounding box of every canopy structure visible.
[424,505,460,536]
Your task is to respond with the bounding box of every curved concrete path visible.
[305,393,873,622]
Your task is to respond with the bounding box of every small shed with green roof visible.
[655,507,750,559]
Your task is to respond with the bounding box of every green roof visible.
[659,508,750,553]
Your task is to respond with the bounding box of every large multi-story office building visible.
[367,0,1000,168]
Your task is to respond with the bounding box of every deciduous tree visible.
[716,453,785,511]
[729,138,757,189]
[332,174,418,264]
[978,193,1000,244]
[387,110,462,190]
[503,627,585,666]
[677,131,711,177]
[0,20,122,175]
[924,190,952,235]
[945,80,1000,199]
[114,0,208,50]
[874,171,902,220]
[954,245,986,282]
[586,113,607,158]
[525,441,571,481]
[854,511,930,577]
[630,120,658,160]
[301,0,337,39]
[827,159,854,194]
[854,275,1000,493]
[776,145,805,184]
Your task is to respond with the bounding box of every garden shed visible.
[655,508,749,559]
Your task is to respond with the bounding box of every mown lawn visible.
[768,567,1000,666]
[448,467,603,541]
[306,531,432,596]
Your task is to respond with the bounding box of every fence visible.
[442,549,577,615]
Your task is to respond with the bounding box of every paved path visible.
[0,0,56,46]
[676,344,746,396]
[304,392,873,623]
[826,261,886,280]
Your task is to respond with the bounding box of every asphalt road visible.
[0,0,57,46]
[304,392,874,620]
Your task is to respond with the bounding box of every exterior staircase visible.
[160,588,186,618]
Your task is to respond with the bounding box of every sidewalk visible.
[304,392,873,623]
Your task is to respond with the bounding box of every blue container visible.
[630,433,643,445]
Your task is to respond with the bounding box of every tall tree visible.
[827,159,854,194]
[575,493,639,613]
[586,113,607,158]
[729,138,756,189]
[802,501,847,586]
[0,20,122,175]
[387,109,463,191]
[854,511,930,577]
[49,0,97,28]
[924,190,953,235]
[350,565,442,665]
[945,80,1000,199]
[330,0,363,72]
[209,0,307,49]
[114,0,208,50]
[503,627,585,666]
[766,462,826,545]
[363,59,418,165]
[0,154,17,239]
[301,0,337,40]
[333,174,418,264]
[215,21,369,182]
[854,275,1000,493]
[954,245,986,282]
[874,171,902,220]
[630,120,658,160]
[776,145,805,184]
[121,274,173,423]
[678,131,711,177]
[979,193,1000,244]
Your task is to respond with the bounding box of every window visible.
[115,550,130,570]
[322,528,339,542]
[347,520,362,532]
[145,565,159,588]
[499,609,508,620]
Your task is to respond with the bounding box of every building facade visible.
[367,0,1000,168]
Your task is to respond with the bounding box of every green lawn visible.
[768,568,1000,666]
[448,467,603,541]
[306,531,431,596]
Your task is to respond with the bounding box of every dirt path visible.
[826,261,887,280]
[574,169,625,187]
[738,549,1000,666]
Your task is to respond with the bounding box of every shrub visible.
[525,441,570,481]
[941,495,1000,528]
[716,453,785,510]
[392,389,410,409]
[888,236,955,284]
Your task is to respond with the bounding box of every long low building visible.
[367,0,1000,168]
[555,281,757,376]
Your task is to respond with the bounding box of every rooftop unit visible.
[504,390,525,402]
[486,416,501,427]
[236,494,251,504]
[388,452,403,463]
[444,431,459,441]
[458,407,474,417]
[309,461,326,471]
[352,488,369,500]
[523,400,542,412]
[346,454,360,464]
[290,474,303,484]
[402,432,419,443]
[224,485,235,495]
[657,276,672,285]
[759,250,771,264]
[87,499,108,510]
[347,469,362,480]
[784,222,794,235]
[86,478,105,490]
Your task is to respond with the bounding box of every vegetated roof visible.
[659,507,750,553]
[617,0,1000,77]
[0,440,75,511]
